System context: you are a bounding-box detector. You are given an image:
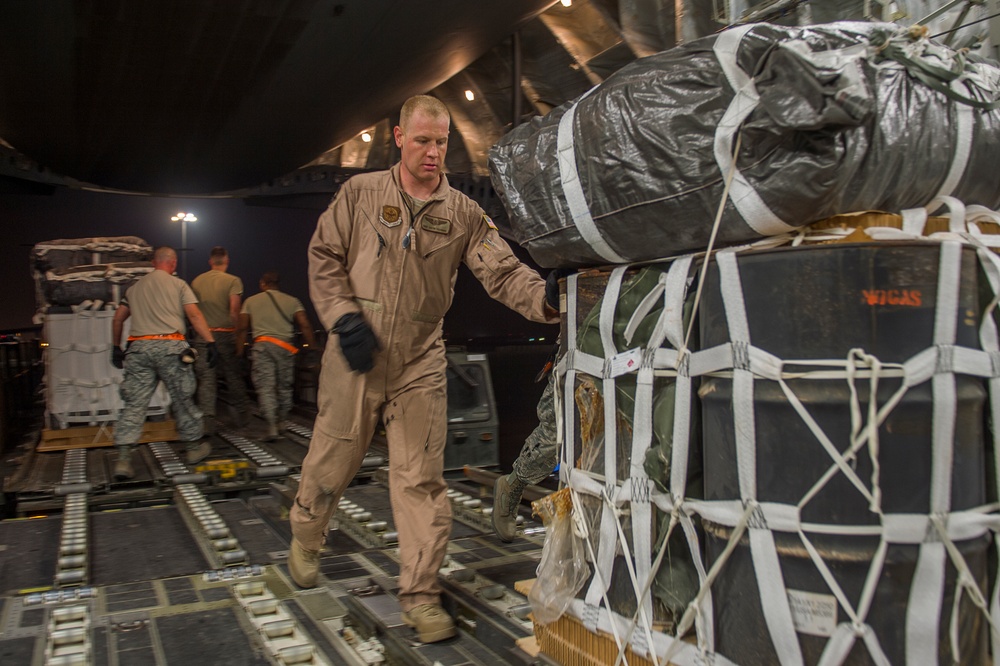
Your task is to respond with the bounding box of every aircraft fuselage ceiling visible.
[0,0,554,195]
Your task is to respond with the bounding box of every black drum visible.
[699,242,989,665]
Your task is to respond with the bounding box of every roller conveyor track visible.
[1,449,557,666]
[7,426,310,514]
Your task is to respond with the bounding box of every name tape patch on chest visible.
[422,216,451,235]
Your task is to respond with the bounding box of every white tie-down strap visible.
[712,26,796,238]
[904,241,962,665]
[687,500,996,542]
[559,272,581,486]
[716,250,804,665]
[584,266,629,615]
[621,258,697,645]
[716,251,756,500]
[962,235,1000,665]
[556,86,627,264]
[931,80,975,201]
[925,196,968,235]
[966,205,1000,249]
[619,257,715,654]
[629,352,657,632]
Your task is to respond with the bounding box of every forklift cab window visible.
[446,363,490,422]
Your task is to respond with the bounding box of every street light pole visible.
[170,212,197,280]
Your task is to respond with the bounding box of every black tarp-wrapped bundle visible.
[489,22,1000,268]
[31,237,153,313]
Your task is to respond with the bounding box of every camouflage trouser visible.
[194,331,249,416]
[251,341,295,426]
[115,340,202,447]
[511,371,559,485]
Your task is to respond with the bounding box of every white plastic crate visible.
[43,309,171,428]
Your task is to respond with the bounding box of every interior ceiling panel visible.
[0,0,554,194]
[0,0,983,198]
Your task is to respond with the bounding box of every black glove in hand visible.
[334,312,380,373]
[545,268,573,311]
[206,342,219,369]
[111,347,125,369]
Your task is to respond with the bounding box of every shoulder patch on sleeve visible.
[483,213,497,230]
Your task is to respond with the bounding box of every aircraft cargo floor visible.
[0,415,554,665]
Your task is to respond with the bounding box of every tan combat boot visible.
[288,539,319,588]
[113,453,135,480]
[401,603,456,643]
[492,473,526,543]
[186,440,212,465]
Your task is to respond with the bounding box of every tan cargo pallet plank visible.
[38,421,178,451]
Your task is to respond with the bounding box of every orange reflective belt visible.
[255,336,298,354]
[128,333,186,341]
[210,327,235,332]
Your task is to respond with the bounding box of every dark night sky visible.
[1,186,558,344]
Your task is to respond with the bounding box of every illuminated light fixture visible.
[560,0,571,6]
[464,89,475,101]
[170,212,197,279]
[361,131,372,143]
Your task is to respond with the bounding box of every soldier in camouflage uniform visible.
[191,246,250,433]
[492,362,559,542]
[110,247,219,479]
[238,270,317,441]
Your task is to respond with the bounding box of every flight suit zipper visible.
[386,204,416,356]
[363,214,386,258]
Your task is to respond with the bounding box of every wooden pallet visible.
[38,420,178,452]
[516,578,681,666]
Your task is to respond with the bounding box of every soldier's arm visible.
[464,210,556,325]
[184,303,215,343]
[229,293,241,330]
[294,310,318,349]
[112,304,130,348]
[236,313,251,356]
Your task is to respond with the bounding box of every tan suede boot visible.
[288,539,319,588]
[401,603,456,643]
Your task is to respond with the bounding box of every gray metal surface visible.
[0,459,553,665]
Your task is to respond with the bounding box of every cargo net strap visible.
[554,231,1000,666]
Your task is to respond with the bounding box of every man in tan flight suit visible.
[291,95,558,643]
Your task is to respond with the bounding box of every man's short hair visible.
[260,270,280,287]
[153,246,177,263]
[209,246,228,265]
[399,95,449,131]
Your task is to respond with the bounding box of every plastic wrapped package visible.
[489,22,1000,268]
[529,488,590,625]
[31,236,152,272]
[562,265,703,631]
[105,262,154,303]
[42,265,112,306]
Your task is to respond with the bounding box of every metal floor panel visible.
[90,506,207,586]
[212,499,288,564]
[0,517,61,593]
[155,607,269,665]
[0,466,550,665]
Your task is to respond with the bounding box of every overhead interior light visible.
[361,131,372,143]
[560,0,572,6]
[464,89,475,101]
